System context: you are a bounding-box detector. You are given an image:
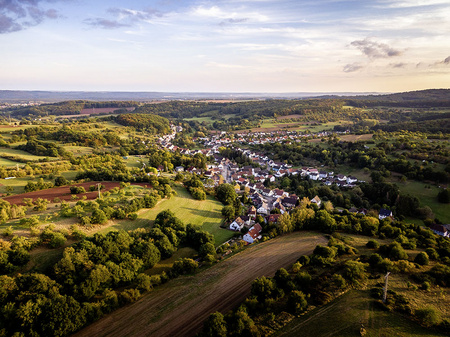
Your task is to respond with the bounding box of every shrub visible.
[414,252,429,266]
[366,239,380,249]
[70,186,86,194]
[415,307,441,327]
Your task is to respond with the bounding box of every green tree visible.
[202,312,227,337]
[287,290,307,314]
[221,205,235,221]
[91,209,107,224]
[215,184,237,205]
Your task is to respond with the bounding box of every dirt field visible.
[73,232,327,337]
[339,134,373,142]
[3,181,150,205]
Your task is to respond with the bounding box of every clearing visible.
[73,232,327,337]
[275,289,446,337]
[104,185,231,245]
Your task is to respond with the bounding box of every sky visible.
[0,0,449,93]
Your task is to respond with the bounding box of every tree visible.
[251,276,276,302]
[54,176,68,186]
[91,209,107,224]
[342,260,368,285]
[287,290,307,315]
[215,184,237,205]
[221,205,235,221]
[437,189,450,203]
[277,213,294,234]
[202,312,227,337]
[414,252,429,265]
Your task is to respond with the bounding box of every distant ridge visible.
[0,90,380,102]
[0,89,448,103]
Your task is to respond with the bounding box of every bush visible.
[49,232,67,248]
[366,239,380,249]
[70,186,86,194]
[415,307,441,327]
[414,252,429,266]
[128,213,138,220]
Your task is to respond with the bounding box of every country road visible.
[73,232,326,337]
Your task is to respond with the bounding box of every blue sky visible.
[0,0,449,92]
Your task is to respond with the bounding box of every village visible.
[152,126,420,245]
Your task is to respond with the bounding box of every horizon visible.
[1,1,449,92]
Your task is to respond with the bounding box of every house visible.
[282,197,298,208]
[379,208,393,220]
[266,213,281,224]
[243,223,263,244]
[229,217,245,231]
[257,202,270,215]
[347,176,358,184]
[247,206,257,218]
[429,224,450,238]
[319,171,328,180]
[310,195,322,208]
[336,174,347,182]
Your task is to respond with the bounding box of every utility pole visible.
[383,272,390,303]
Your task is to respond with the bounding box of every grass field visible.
[62,145,93,156]
[0,147,52,161]
[396,181,449,223]
[0,157,23,167]
[100,186,233,246]
[276,290,445,337]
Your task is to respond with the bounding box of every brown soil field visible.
[80,107,135,115]
[338,134,373,142]
[3,181,150,205]
[73,232,327,337]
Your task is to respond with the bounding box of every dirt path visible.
[73,232,326,337]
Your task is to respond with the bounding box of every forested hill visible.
[343,89,450,107]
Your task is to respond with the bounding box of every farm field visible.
[73,231,327,337]
[250,120,344,133]
[275,289,446,337]
[107,185,232,245]
[2,181,149,205]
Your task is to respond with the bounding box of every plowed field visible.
[73,232,326,337]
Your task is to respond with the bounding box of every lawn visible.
[276,289,446,337]
[99,186,233,246]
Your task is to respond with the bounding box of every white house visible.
[229,217,245,231]
[379,208,393,220]
[310,195,322,208]
[257,202,270,215]
[243,223,263,244]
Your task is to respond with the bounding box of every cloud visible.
[350,38,402,59]
[219,18,249,26]
[390,62,407,68]
[84,18,131,29]
[85,7,165,30]
[0,0,62,34]
[443,56,450,64]
[107,7,164,21]
[343,63,364,73]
